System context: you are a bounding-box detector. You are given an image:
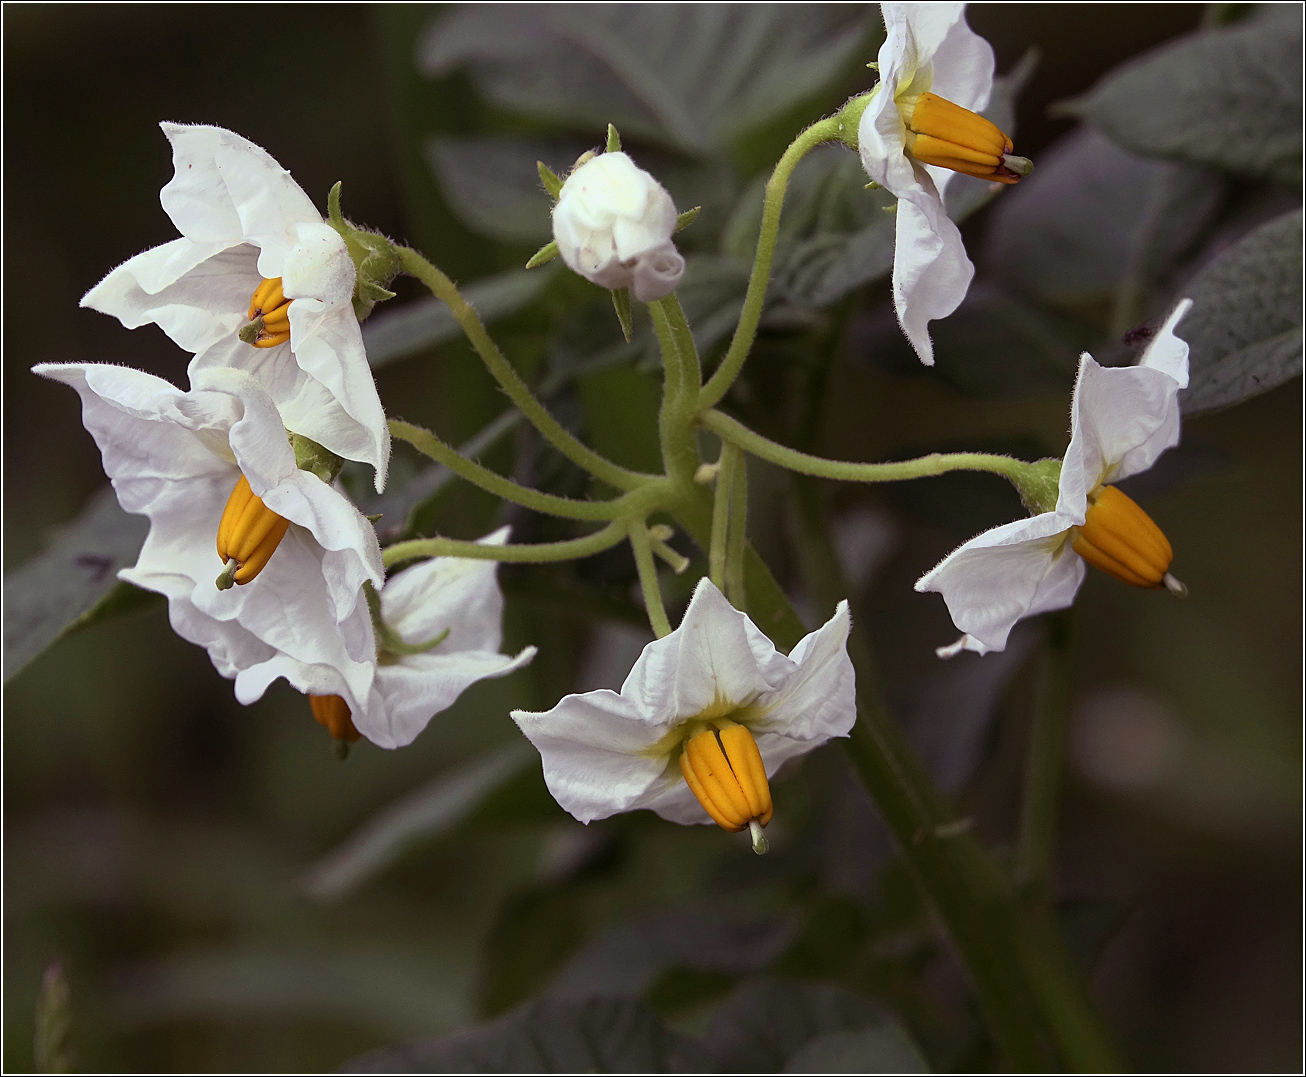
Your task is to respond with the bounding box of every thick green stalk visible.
[397,246,648,492]
[702,408,1034,487]
[1017,611,1074,905]
[708,444,741,592]
[648,297,702,484]
[390,419,638,521]
[629,521,672,638]
[698,116,843,411]
[725,453,748,610]
[382,521,627,569]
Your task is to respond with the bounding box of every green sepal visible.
[364,579,452,658]
[674,206,701,233]
[526,240,560,269]
[606,123,621,153]
[292,432,346,484]
[611,287,634,343]
[326,181,400,321]
[538,161,564,200]
[833,88,877,150]
[1010,457,1063,515]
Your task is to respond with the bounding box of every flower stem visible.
[708,443,741,592]
[389,419,640,521]
[396,245,649,492]
[1017,611,1074,905]
[649,296,702,484]
[702,408,1033,486]
[382,521,627,569]
[697,116,843,412]
[725,451,748,611]
[629,521,672,638]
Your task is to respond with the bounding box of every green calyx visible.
[833,88,878,150]
[291,432,345,485]
[326,181,400,320]
[1011,457,1064,515]
[363,580,451,659]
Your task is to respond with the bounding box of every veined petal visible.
[916,512,1084,653]
[160,122,321,272]
[902,3,994,111]
[753,601,856,743]
[512,690,680,823]
[893,196,975,365]
[80,239,249,354]
[361,648,538,750]
[1062,354,1184,496]
[380,528,510,654]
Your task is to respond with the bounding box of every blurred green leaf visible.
[363,266,560,371]
[478,884,590,1017]
[416,6,873,156]
[425,137,588,244]
[4,486,149,682]
[34,962,72,1074]
[1061,16,1303,184]
[700,978,925,1073]
[344,997,710,1073]
[302,743,536,902]
[1179,208,1303,413]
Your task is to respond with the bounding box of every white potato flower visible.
[81,123,390,490]
[917,300,1193,657]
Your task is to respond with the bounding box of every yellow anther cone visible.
[1072,485,1174,589]
[244,277,293,348]
[903,92,1026,184]
[215,474,290,587]
[679,725,773,834]
[310,694,361,744]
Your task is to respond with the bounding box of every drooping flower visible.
[33,361,383,706]
[80,123,390,489]
[552,151,685,302]
[916,299,1193,657]
[287,529,537,751]
[511,578,856,853]
[857,2,1031,365]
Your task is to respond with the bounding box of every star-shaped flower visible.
[81,123,390,489]
[857,2,1030,364]
[34,361,383,706]
[512,579,856,851]
[916,299,1193,656]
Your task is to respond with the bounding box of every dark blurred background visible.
[4,4,1300,1072]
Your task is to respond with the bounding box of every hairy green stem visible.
[708,444,741,591]
[397,246,648,491]
[698,116,842,411]
[1017,611,1074,905]
[649,296,702,484]
[383,521,627,569]
[725,451,748,610]
[629,521,672,638]
[702,408,1034,487]
[390,419,639,521]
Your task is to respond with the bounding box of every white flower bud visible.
[551,152,685,303]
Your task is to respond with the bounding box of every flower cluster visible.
[42,124,532,752]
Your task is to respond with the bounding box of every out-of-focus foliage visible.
[4,3,1300,1073]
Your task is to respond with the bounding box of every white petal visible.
[282,222,357,311]
[1139,297,1192,388]
[915,512,1083,652]
[903,3,994,110]
[753,601,856,744]
[80,239,250,354]
[889,195,974,365]
[361,647,537,750]
[1063,353,1184,493]
[380,527,509,654]
[512,691,680,824]
[159,122,321,271]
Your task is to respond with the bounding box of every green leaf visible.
[426,136,589,244]
[1179,208,1303,413]
[700,978,927,1073]
[3,486,150,682]
[537,160,565,200]
[526,240,560,268]
[301,743,535,902]
[416,6,874,156]
[362,265,559,370]
[1060,16,1303,184]
[344,998,711,1073]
